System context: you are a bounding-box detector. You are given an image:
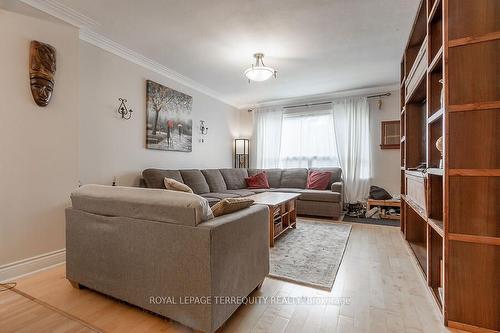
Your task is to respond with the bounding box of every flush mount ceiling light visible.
[244,53,277,82]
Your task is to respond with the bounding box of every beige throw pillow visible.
[164,177,193,193]
[211,197,254,217]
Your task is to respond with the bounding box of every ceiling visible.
[9,0,419,107]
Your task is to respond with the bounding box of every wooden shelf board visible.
[428,218,444,237]
[448,169,500,177]
[405,65,427,104]
[403,196,428,221]
[430,286,443,310]
[448,233,500,246]
[408,241,428,276]
[448,31,500,48]
[427,0,441,24]
[448,101,500,112]
[427,168,443,176]
[428,46,443,73]
[427,108,443,124]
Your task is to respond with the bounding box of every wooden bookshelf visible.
[400,1,499,331]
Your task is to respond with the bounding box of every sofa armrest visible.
[198,205,269,331]
[331,181,344,208]
[331,181,343,193]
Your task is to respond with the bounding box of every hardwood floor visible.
[0,222,461,333]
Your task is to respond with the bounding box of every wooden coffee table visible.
[248,192,301,247]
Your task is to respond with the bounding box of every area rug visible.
[269,219,351,290]
[342,215,400,227]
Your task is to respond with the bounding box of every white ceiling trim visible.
[19,0,98,28]
[78,29,236,106]
[240,84,400,110]
[19,0,238,108]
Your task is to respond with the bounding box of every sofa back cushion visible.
[309,167,342,188]
[71,185,210,226]
[201,169,227,192]
[219,169,248,190]
[280,168,308,189]
[248,169,282,188]
[142,169,183,189]
[179,170,210,194]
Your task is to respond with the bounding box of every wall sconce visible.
[234,138,249,168]
[199,120,208,143]
[117,98,133,119]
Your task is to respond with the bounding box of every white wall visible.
[0,10,79,266]
[369,90,401,195]
[79,41,239,187]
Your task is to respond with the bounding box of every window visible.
[279,110,339,168]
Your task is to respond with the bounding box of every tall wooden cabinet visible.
[399,1,499,332]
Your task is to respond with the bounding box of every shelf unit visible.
[399,1,499,332]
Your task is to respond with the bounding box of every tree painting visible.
[146,80,193,152]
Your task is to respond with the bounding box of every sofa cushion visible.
[164,177,193,193]
[309,167,342,187]
[306,170,332,190]
[219,169,248,190]
[180,169,210,194]
[280,168,308,189]
[245,172,270,189]
[71,185,211,226]
[201,169,227,193]
[299,189,341,203]
[142,169,183,189]
[248,169,282,188]
[211,197,254,217]
[223,189,256,197]
[201,192,239,200]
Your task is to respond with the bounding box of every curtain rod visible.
[283,101,332,109]
[282,92,391,109]
[366,92,391,99]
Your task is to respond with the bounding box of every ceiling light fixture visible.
[244,53,277,83]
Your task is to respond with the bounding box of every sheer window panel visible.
[279,111,339,169]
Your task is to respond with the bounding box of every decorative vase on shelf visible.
[439,79,444,109]
[436,136,443,168]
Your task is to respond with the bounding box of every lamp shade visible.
[244,66,275,82]
[234,139,249,168]
[235,139,246,154]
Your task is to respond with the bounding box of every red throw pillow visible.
[306,171,332,190]
[245,172,270,189]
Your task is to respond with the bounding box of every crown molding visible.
[19,0,98,28]
[19,0,238,108]
[240,83,400,110]
[79,29,237,107]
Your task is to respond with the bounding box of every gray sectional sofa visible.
[66,185,269,333]
[142,167,343,219]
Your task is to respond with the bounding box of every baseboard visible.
[0,249,65,283]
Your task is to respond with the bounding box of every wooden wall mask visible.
[29,41,56,107]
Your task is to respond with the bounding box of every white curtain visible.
[279,109,339,168]
[332,97,371,203]
[251,107,283,168]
